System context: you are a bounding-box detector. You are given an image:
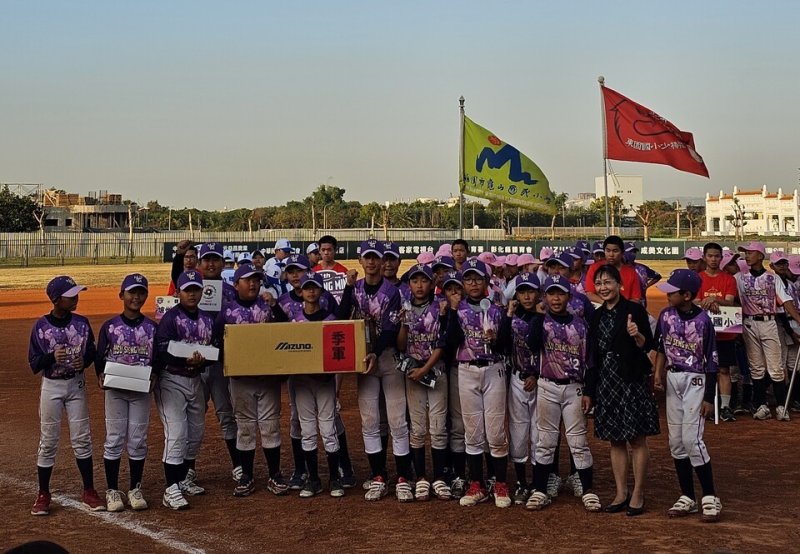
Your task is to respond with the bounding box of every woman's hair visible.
[594,263,622,285]
[603,235,625,251]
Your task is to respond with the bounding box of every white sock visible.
[720,395,731,409]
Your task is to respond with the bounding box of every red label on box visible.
[322,324,356,372]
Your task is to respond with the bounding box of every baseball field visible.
[1,261,798,553]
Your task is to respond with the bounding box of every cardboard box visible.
[224,320,368,377]
[168,341,220,361]
[102,362,152,393]
[103,375,151,393]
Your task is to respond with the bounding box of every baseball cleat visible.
[775,406,791,421]
[414,478,431,501]
[362,479,372,491]
[81,488,106,511]
[582,492,602,512]
[233,476,255,497]
[565,472,583,497]
[266,473,290,496]
[525,490,551,511]
[546,473,561,498]
[31,490,51,516]
[667,495,698,517]
[179,469,206,496]
[512,482,529,505]
[700,495,721,522]
[720,406,736,422]
[753,405,772,420]
[339,468,357,489]
[395,477,414,502]
[493,482,512,508]
[127,485,148,510]
[459,481,488,507]
[329,479,345,498]
[364,476,388,501]
[162,484,189,510]
[106,489,125,512]
[232,465,244,483]
[299,478,323,498]
[450,477,466,499]
[288,471,307,491]
[431,479,452,501]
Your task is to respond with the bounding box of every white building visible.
[705,185,800,236]
[564,192,596,210]
[595,174,644,215]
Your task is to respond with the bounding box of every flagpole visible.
[459,95,465,239]
[599,75,610,236]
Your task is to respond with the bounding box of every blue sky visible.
[1,0,798,210]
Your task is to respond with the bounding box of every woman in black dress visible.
[588,263,659,516]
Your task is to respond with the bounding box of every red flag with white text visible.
[601,85,709,177]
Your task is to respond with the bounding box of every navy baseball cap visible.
[120,273,148,293]
[625,241,639,253]
[407,263,434,281]
[199,242,224,259]
[47,275,87,303]
[575,240,591,255]
[592,241,605,254]
[545,251,574,268]
[177,270,204,290]
[382,241,400,259]
[442,271,463,289]
[300,272,324,289]
[657,269,702,294]
[359,239,384,258]
[284,254,310,271]
[461,258,489,279]
[432,255,455,270]
[543,274,571,293]
[233,265,263,283]
[515,272,541,290]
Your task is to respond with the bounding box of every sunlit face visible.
[452,244,468,264]
[235,275,262,301]
[383,255,400,279]
[409,274,433,301]
[121,287,148,313]
[286,266,305,289]
[462,271,486,300]
[359,253,383,277]
[604,244,623,266]
[545,288,569,313]
[320,243,336,264]
[515,286,539,310]
[200,254,223,279]
[184,249,198,270]
[744,250,764,267]
[703,249,722,271]
[594,273,620,303]
[251,253,265,269]
[179,285,202,310]
[301,284,323,304]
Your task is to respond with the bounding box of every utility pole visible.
[675,200,683,238]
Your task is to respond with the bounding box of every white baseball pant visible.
[291,375,340,453]
[357,348,409,455]
[406,362,448,450]
[458,361,508,458]
[155,373,205,465]
[742,318,784,381]
[534,379,592,470]
[288,379,302,440]
[448,362,465,453]
[666,371,711,466]
[201,362,238,441]
[37,374,93,467]
[228,376,282,450]
[103,388,151,460]
[508,372,538,464]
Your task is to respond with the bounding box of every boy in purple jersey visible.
[497,272,542,506]
[197,242,241,482]
[29,276,103,516]
[338,239,411,502]
[397,264,451,501]
[442,258,511,508]
[289,273,345,498]
[214,265,291,498]
[382,241,402,286]
[653,269,722,522]
[155,270,216,510]
[543,251,596,321]
[96,273,157,512]
[525,275,599,512]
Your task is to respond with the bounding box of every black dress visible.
[593,305,660,442]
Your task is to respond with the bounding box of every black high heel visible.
[603,494,630,513]
[626,498,646,517]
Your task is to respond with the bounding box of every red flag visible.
[601,85,709,177]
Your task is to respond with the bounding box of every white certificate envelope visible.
[104,361,152,380]
[198,280,223,312]
[103,375,151,393]
[168,340,220,361]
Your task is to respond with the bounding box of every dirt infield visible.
[2,277,800,553]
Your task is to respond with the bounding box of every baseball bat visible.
[714,381,719,426]
[783,345,800,415]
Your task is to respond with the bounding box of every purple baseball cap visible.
[625,241,639,253]
[177,270,204,290]
[407,263,434,281]
[545,251,574,268]
[442,271,463,289]
[683,247,703,261]
[515,272,541,290]
[543,274,571,293]
[47,275,87,303]
[738,241,766,255]
[284,254,310,271]
[300,272,324,289]
[432,255,455,270]
[592,241,605,254]
[359,239,384,258]
[120,273,148,293]
[199,242,224,259]
[657,268,702,294]
[382,241,400,259]
[575,240,591,255]
[461,258,489,279]
[233,265,263,283]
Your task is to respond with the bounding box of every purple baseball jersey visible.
[655,306,718,374]
[454,300,503,362]
[96,315,158,374]
[404,303,445,361]
[218,297,274,326]
[29,313,96,379]
[398,282,412,303]
[538,312,589,381]
[291,310,336,323]
[489,276,506,306]
[277,289,337,321]
[633,262,660,308]
[541,284,595,320]
[352,279,402,337]
[510,314,539,374]
[735,270,778,316]
[156,305,215,376]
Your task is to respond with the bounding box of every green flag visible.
[461,115,555,213]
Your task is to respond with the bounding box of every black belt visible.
[667,367,684,373]
[46,371,82,380]
[744,314,775,321]
[468,359,498,367]
[540,376,581,386]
